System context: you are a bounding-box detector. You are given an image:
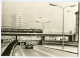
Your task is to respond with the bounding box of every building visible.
[11,14,22,29]
[75,11,79,41]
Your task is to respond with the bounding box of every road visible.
[19,45,77,56]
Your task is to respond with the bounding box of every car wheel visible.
[31,47,33,49]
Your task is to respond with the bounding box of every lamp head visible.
[35,21,39,23]
[46,21,51,23]
[67,11,70,12]
[49,3,57,6]
[39,17,42,18]
[69,5,76,7]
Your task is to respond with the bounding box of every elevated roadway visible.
[1,32,72,36]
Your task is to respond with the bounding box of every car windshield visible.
[27,43,32,45]
[26,41,32,44]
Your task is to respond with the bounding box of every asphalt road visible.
[20,45,77,56]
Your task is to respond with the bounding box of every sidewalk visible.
[10,45,23,56]
[42,45,78,54]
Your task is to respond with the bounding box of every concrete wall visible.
[75,11,79,41]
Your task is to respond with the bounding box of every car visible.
[25,43,33,49]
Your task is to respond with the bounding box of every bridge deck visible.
[1,32,72,36]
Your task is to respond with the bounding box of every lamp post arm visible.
[35,21,43,24]
[44,21,51,23]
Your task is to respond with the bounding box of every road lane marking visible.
[19,46,26,56]
[34,48,54,56]
[30,49,42,56]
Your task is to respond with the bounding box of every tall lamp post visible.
[35,20,51,45]
[49,3,76,49]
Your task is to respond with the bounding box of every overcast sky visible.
[2,1,78,33]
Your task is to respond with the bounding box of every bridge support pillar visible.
[68,35,75,42]
[39,36,45,45]
[15,36,17,40]
[68,35,72,42]
[41,36,45,45]
[72,34,75,41]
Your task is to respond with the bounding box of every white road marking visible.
[30,49,42,56]
[34,48,54,56]
[19,46,26,56]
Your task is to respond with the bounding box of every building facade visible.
[75,11,79,41]
[11,14,22,29]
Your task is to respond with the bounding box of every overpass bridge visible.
[1,32,75,41]
[1,28,75,45]
[1,28,74,36]
[1,32,72,36]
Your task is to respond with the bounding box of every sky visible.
[1,1,78,33]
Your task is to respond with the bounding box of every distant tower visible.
[11,13,22,29]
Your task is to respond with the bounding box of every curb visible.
[10,42,18,56]
[42,46,78,54]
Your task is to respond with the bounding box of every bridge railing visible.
[1,28,43,33]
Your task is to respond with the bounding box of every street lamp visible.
[35,21,51,33]
[35,20,51,45]
[67,11,73,13]
[49,3,76,49]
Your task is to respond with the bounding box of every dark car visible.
[25,43,33,49]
